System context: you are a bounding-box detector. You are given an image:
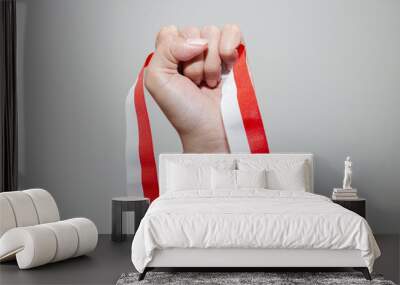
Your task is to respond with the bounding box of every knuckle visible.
[158,25,177,36]
[156,25,177,47]
[180,26,201,37]
[230,24,241,32]
[224,23,240,32]
[163,25,178,32]
[201,25,220,37]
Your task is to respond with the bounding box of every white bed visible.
[131,153,380,280]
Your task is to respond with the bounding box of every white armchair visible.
[0,189,98,269]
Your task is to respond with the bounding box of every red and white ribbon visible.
[126,45,269,201]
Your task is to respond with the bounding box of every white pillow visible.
[236,169,267,189]
[211,168,236,190]
[167,162,211,191]
[166,159,236,192]
[238,159,308,191]
[266,164,306,191]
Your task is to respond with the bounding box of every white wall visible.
[17,0,400,233]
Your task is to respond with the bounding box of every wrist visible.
[180,130,230,153]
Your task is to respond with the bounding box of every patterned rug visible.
[116,271,396,285]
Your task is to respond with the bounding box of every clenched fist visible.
[144,25,242,153]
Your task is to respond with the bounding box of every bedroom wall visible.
[17,0,400,234]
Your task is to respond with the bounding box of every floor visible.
[0,234,399,285]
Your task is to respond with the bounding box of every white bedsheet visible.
[131,190,380,273]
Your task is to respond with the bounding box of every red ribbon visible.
[134,53,159,202]
[233,44,269,153]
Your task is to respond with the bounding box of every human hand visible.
[144,25,242,153]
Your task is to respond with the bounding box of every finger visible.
[201,25,221,88]
[152,26,207,69]
[180,26,205,85]
[219,24,242,68]
[155,25,178,49]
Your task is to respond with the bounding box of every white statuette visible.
[342,156,352,190]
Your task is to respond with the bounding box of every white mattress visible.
[131,190,380,273]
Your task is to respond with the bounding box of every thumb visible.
[144,36,208,106]
[169,37,208,63]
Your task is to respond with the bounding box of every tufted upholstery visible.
[0,189,97,269]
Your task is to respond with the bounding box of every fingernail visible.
[224,63,233,71]
[186,38,208,46]
[207,79,217,88]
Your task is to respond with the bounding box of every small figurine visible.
[342,156,352,189]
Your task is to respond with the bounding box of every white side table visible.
[111,196,149,242]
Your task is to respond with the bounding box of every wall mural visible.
[126,26,269,200]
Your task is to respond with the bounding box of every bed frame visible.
[139,153,371,280]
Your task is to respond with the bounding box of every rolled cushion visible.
[42,221,79,262]
[0,226,57,269]
[0,191,39,227]
[0,218,97,269]
[64,218,98,257]
[23,189,60,223]
[0,196,17,237]
[0,189,60,239]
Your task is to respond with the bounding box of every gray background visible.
[16,0,400,234]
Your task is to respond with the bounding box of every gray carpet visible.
[116,272,396,285]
